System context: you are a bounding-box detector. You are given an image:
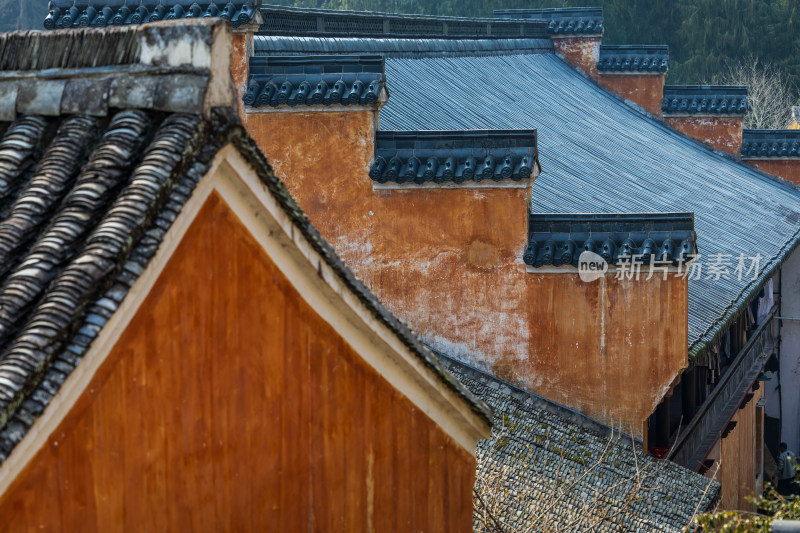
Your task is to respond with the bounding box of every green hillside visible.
[290,0,800,89]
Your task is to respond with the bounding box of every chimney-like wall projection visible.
[522,213,695,439]
[742,129,800,185]
[662,86,747,155]
[495,8,603,78]
[597,45,668,116]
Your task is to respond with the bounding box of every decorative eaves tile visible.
[741,129,800,159]
[524,213,697,268]
[244,55,385,109]
[598,45,668,74]
[44,1,262,29]
[370,130,539,186]
[662,85,748,116]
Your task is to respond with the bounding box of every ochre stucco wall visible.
[665,116,743,156]
[0,193,476,532]
[247,110,688,439]
[745,159,800,185]
[522,273,688,438]
[598,74,664,116]
[552,36,600,79]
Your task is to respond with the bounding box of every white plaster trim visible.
[527,265,683,274]
[0,145,488,496]
[246,104,379,114]
[551,34,602,39]
[598,71,664,76]
[743,157,800,161]
[664,114,744,118]
[374,178,535,190]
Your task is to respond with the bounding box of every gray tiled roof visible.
[0,22,491,464]
[253,36,800,359]
[440,355,720,532]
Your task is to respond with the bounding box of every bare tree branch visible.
[710,55,799,129]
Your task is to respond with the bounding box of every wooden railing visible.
[669,306,777,469]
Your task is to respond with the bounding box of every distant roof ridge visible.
[493,7,603,35]
[258,3,548,39]
[431,348,632,441]
[253,35,553,59]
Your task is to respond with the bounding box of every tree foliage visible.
[695,484,800,532]
[284,0,800,92]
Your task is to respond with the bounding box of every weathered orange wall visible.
[552,36,601,78]
[716,387,764,510]
[247,110,687,439]
[598,74,664,116]
[522,273,688,438]
[745,159,800,185]
[0,192,476,532]
[665,116,743,156]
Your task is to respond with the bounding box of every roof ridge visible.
[258,3,548,40]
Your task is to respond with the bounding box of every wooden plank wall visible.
[0,193,475,532]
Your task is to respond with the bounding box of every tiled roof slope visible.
[742,129,800,158]
[439,355,720,532]
[44,0,262,29]
[252,35,800,359]
[0,22,491,463]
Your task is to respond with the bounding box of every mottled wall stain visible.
[230,31,250,124]
[246,109,687,439]
[746,160,800,185]
[665,116,743,155]
[598,74,664,116]
[552,36,600,79]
